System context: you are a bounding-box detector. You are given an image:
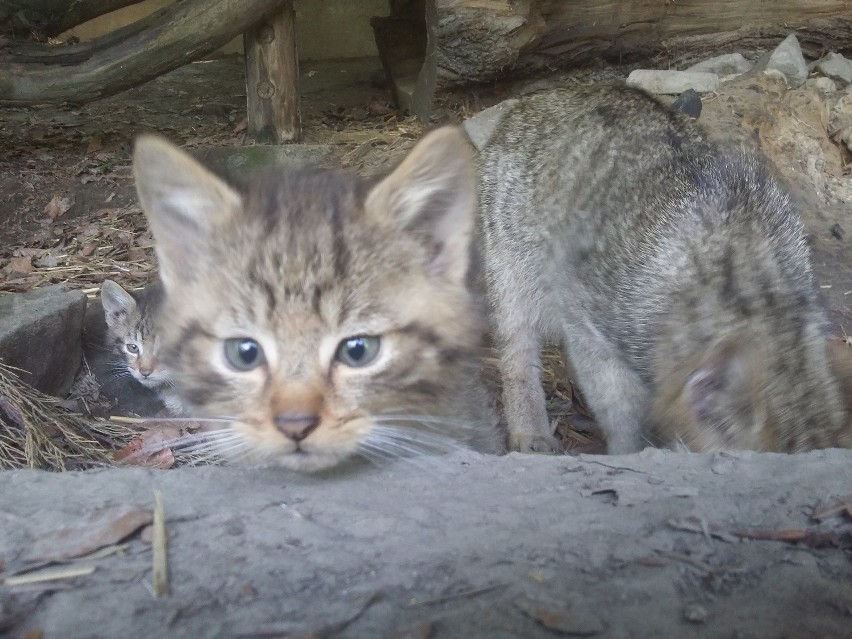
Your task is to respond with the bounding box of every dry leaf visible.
[44,194,73,219]
[86,135,103,154]
[25,505,152,563]
[233,118,248,135]
[7,256,34,275]
[115,424,182,468]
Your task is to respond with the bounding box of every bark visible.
[0,0,288,105]
[244,0,300,143]
[0,0,147,38]
[380,0,852,118]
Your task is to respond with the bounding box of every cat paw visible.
[509,433,562,454]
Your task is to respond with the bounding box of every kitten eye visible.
[224,338,265,371]
[335,336,380,368]
[125,343,140,355]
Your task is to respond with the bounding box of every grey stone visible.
[0,285,86,395]
[671,89,702,119]
[815,52,852,85]
[805,77,838,95]
[0,449,851,637]
[461,99,519,151]
[765,33,809,88]
[626,70,719,94]
[192,144,336,180]
[686,53,753,76]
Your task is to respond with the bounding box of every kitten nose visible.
[274,413,320,442]
[138,365,153,377]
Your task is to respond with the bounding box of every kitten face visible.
[133,129,500,471]
[100,280,172,390]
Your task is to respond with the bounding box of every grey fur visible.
[479,84,846,454]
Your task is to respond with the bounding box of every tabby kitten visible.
[100,279,185,415]
[479,84,848,454]
[132,128,504,471]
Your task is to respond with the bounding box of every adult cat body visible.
[479,84,847,454]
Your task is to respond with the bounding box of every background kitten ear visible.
[100,279,136,328]
[133,135,242,289]
[365,126,476,285]
[684,336,761,422]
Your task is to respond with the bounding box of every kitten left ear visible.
[133,135,242,290]
[365,126,476,285]
[100,279,136,328]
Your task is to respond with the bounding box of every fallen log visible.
[0,0,288,105]
[379,0,852,118]
[0,0,146,39]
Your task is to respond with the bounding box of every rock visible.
[626,70,719,95]
[686,53,752,76]
[765,33,809,88]
[805,77,837,95]
[815,52,852,85]
[0,285,86,395]
[461,99,519,151]
[829,86,852,153]
[671,89,702,119]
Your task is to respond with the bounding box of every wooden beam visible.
[0,0,289,106]
[244,0,300,143]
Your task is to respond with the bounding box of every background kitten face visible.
[100,279,172,390]
[133,129,500,471]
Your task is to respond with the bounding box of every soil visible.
[0,48,851,638]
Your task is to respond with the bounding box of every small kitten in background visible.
[131,127,504,471]
[100,279,185,415]
[479,84,848,454]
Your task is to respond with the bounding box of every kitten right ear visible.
[101,279,136,328]
[133,136,242,289]
[365,126,476,286]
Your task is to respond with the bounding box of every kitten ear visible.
[133,135,242,289]
[365,126,476,285]
[100,279,136,328]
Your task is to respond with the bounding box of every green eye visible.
[224,338,265,371]
[125,343,140,355]
[335,336,380,368]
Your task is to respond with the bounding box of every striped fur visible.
[132,129,504,471]
[480,84,848,454]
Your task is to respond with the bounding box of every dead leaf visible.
[125,246,146,262]
[232,118,248,135]
[25,505,152,563]
[115,424,182,468]
[7,256,34,275]
[44,194,73,219]
[86,135,103,154]
[514,597,604,636]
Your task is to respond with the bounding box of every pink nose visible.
[274,413,319,442]
[139,366,153,377]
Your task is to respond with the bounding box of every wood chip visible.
[152,490,169,597]
[4,564,96,586]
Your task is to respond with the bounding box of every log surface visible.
[1,448,851,637]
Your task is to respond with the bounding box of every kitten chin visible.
[133,128,505,471]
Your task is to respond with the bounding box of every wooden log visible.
[0,0,288,106]
[244,0,300,143]
[384,0,852,119]
[0,0,147,38]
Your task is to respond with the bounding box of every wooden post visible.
[244,1,300,143]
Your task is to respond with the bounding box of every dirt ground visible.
[0,48,851,637]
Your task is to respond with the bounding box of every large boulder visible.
[0,285,86,395]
